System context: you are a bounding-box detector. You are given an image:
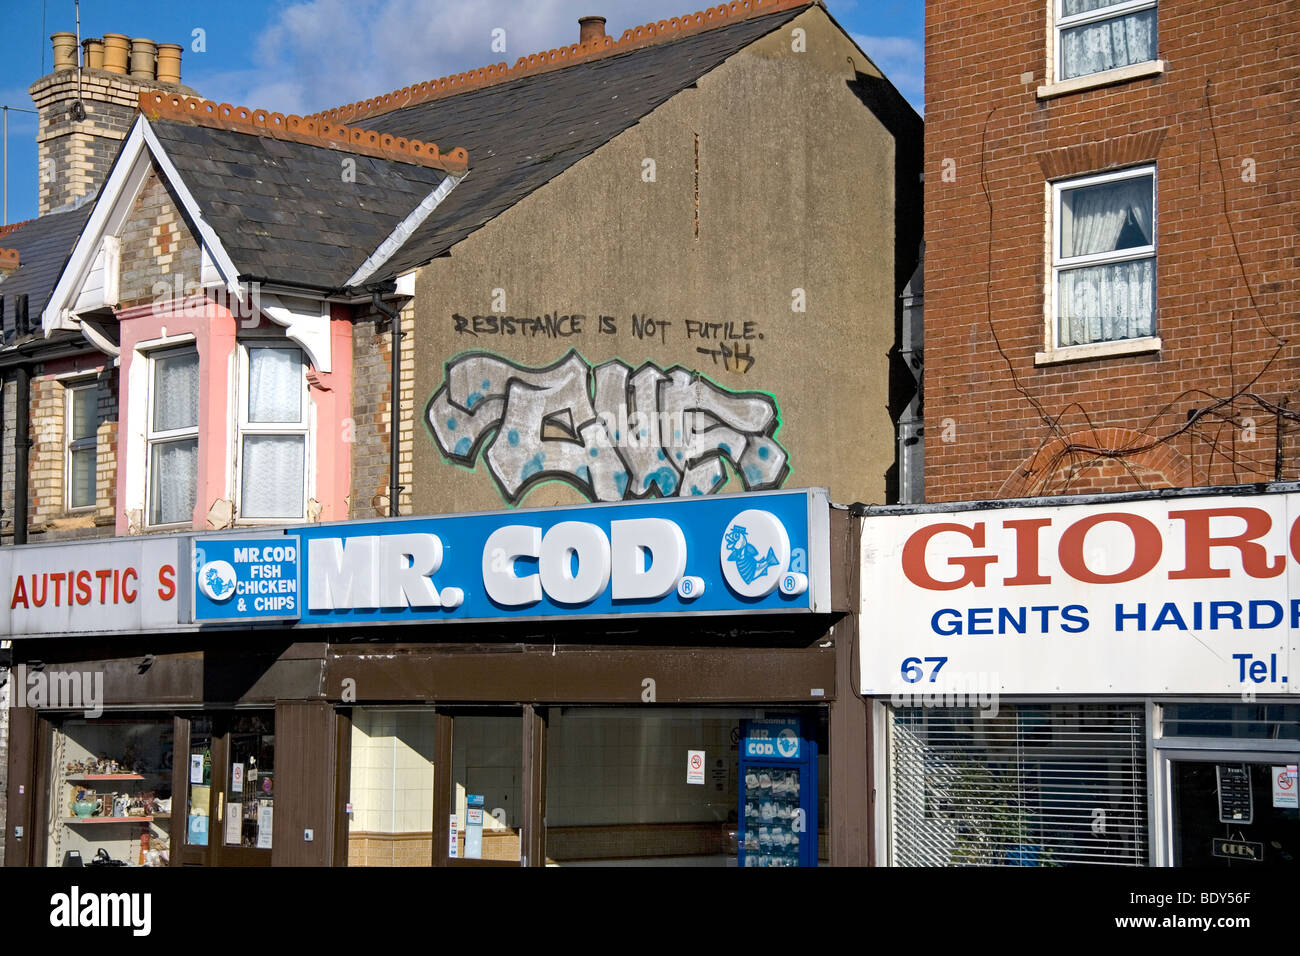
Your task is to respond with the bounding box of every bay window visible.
[237,343,309,521]
[1052,165,1156,351]
[1057,0,1157,82]
[146,347,200,526]
[65,380,97,511]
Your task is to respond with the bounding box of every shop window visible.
[451,712,522,862]
[46,717,175,867]
[543,707,828,867]
[889,703,1148,866]
[237,343,309,521]
[1163,703,1300,741]
[1045,166,1157,358]
[347,709,437,867]
[64,380,97,511]
[1056,0,1157,82]
[146,346,200,527]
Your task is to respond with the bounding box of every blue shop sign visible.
[193,536,301,622]
[190,489,829,627]
[743,718,803,761]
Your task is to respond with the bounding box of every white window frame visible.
[64,378,98,513]
[1037,164,1161,365]
[1038,0,1164,99]
[144,344,201,529]
[234,340,312,524]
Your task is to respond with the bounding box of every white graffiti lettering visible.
[427,350,789,504]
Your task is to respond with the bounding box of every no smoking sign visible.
[687,750,706,785]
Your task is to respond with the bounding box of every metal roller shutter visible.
[889,703,1147,866]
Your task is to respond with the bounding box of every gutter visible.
[368,282,402,518]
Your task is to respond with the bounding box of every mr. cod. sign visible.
[193,490,830,625]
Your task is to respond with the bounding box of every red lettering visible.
[10,576,28,610]
[31,574,48,607]
[122,567,138,603]
[902,522,998,590]
[1002,518,1053,586]
[1170,507,1284,579]
[51,572,65,606]
[157,564,176,601]
[75,569,92,605]
[1058,513,1162,584]
[96,568,113,603]
[113,568,120,603]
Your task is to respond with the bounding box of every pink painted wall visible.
[114,296,353,534]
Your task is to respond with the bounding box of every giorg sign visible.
[861,493,1300,696]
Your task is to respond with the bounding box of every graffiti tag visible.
[426,350,789,505]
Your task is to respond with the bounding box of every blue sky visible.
[0,0,923,225]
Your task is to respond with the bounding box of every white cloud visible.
[186,0,699,116]
[851,33,924,111]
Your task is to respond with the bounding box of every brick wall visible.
[924,0,1299,501]
[117,165,202,309]
[350,301,414,518]
[29,68,188,215]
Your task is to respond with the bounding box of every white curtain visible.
[1058,174,1155,345]
[241,435,305,518]
[1059,259,1155,345]
[153,351,200,431]
[150,438,198,525]
[1060,5,1156,80]
[248,347,302,423]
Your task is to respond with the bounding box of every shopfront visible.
[858,486,1300,867]
[5,489,869,867]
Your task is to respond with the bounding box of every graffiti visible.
[426,350,789,505]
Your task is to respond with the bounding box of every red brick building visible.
[923,0,1298,501]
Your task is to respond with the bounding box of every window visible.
[146,347,200,526]
[237,343,308,520]
[1056,0,1157,81]
[65,381,97,511]
[1051,166,1156,351]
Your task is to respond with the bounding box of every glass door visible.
[178,712,275,866]
[1169,756,1299,867]
[447,707,524,865]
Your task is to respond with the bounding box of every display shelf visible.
[62,816,154,824]
[65,773,146,782]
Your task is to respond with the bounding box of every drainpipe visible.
[14,364,29,544]
[369,285,402,517]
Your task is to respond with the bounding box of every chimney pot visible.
[155,43,183,85]
[83,37,105,70]
[102,33,130,74]
[130,38,158,81]
[50,33,78,72]
[578,16,607,45]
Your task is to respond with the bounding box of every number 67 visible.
[901,656,948,683]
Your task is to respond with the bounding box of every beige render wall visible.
[411,8,900,514]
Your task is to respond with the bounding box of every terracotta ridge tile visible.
[138,91,469,173]
[0,219,37,239]
[307,0,816,125]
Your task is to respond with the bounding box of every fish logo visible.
[719,509,791,598]
[724,525,780,585]
[198,560,238,602]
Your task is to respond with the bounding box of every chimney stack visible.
[579,16,607,45]
[0,248,18,277]
[30,31,193,215]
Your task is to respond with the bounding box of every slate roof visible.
[148,120,452,290]
[0,203,94,344]
[146,5,805,290]
[363,6,807,278]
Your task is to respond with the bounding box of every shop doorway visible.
[177,712,275,866]
[1168,757,1299,867]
